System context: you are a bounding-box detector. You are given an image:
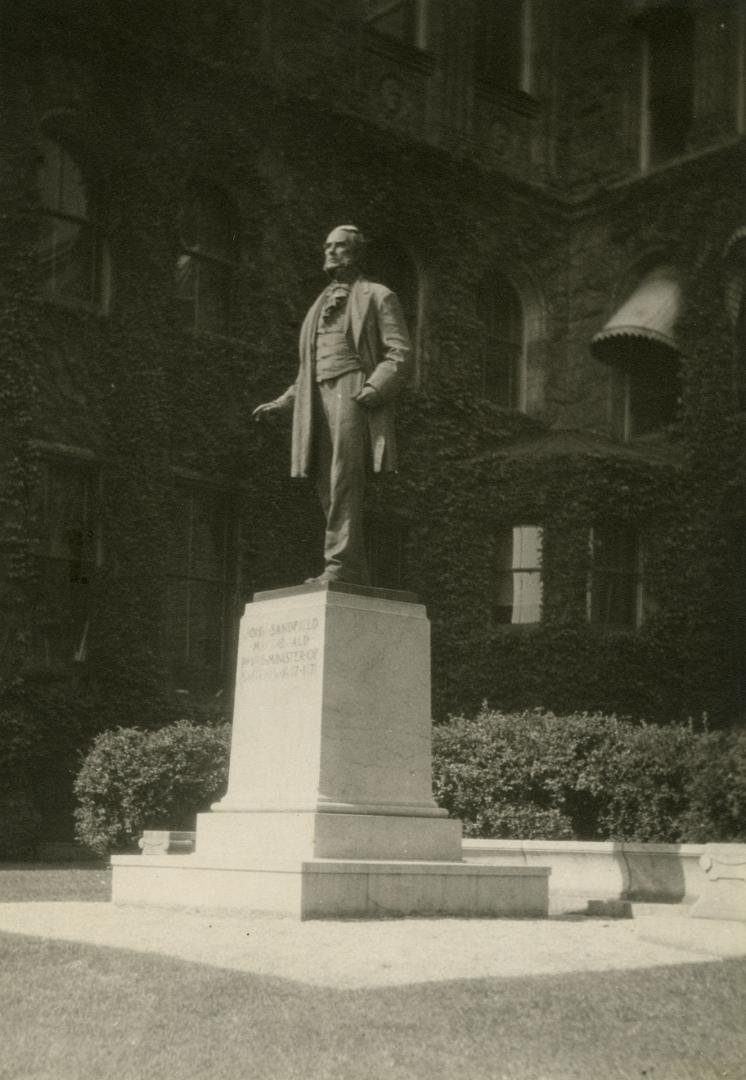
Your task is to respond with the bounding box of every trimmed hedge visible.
[74,719,231,855]
[73,708,746,855]
[432,708,746,843]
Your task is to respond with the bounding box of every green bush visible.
[432,707,746,843]
[74,719,231,855]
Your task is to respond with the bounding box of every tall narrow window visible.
[176,182,240,334]
[165,485,238,693]
[366,237,420,372]
[589,525,642,629]
[475,0,528,93]
[492,525,542,625]
[641,7,694,168]
[477,272,524,408]
[625,352,681,437]
[31,459,98,665]
[36,136,108,308]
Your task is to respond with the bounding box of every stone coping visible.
[464,839,705,856]
[253,581,420,605]
[111,854,550,877]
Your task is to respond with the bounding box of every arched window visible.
[476,272,524,408]
[36,135,108,308]
[176,182,240,334]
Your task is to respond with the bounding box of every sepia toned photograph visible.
[0,2,745,1078]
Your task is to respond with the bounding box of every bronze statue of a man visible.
[253,225,411,585]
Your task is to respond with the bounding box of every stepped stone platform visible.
[111,583,549,919]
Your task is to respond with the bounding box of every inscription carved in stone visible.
[239,616,321,684]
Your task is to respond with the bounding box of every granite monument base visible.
[111,583,550,919]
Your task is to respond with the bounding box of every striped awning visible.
[591,265,682,363]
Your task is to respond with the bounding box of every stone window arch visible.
[35,133,110,310]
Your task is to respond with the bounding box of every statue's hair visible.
[331,224,368,252]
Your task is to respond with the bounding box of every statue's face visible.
[323,228,360,274]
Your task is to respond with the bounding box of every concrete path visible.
[0,901,744,988]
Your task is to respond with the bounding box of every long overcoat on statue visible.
[276,276,412,478]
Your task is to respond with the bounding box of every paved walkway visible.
[0,901,744,988]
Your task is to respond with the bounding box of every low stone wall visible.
[463,839,706,910]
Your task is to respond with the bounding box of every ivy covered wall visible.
[1,0,744,845]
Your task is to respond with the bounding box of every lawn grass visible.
[0,930,744,1080]
[2,865,744,1080]
[0,863,110,903]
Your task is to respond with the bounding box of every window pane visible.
[166,487,236,693]
[32,560,91,665]
[31,462,96,666]
[591,526,639,628]
[648,11,694,164]
[168,493,193,577]
[41,464,94,562]
[629,361,679,436]
[175,253,198,330]
[37,138,89,219]
[191,493,229,581]
[478,274,523,407]
[366,240,418,335]
[493,525,542,624]
[39,216,98,303]
[513,524,541,569]
[182,185,238,262]
[475,0,523,88]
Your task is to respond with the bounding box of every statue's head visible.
[323,225,367,276]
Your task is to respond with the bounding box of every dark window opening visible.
[475,0,524,91]
[165,486,238,694]
[36,136,107,308]
[477,272,523,408]
[365,238,419,344]
[646,8,694,166]
[176,182,240,334]
[30,460,98,666]
[590,524,641,629]
[627,353,681,438]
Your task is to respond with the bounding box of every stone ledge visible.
[463,838,707,904]
[111,855,550,919]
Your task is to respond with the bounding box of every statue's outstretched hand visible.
[252,400,284,421]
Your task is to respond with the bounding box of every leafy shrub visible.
[432,707,746,843]
[74,719,231,855]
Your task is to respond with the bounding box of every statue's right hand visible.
[252,400,282,421]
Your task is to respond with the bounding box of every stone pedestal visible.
[111,583,549,919]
